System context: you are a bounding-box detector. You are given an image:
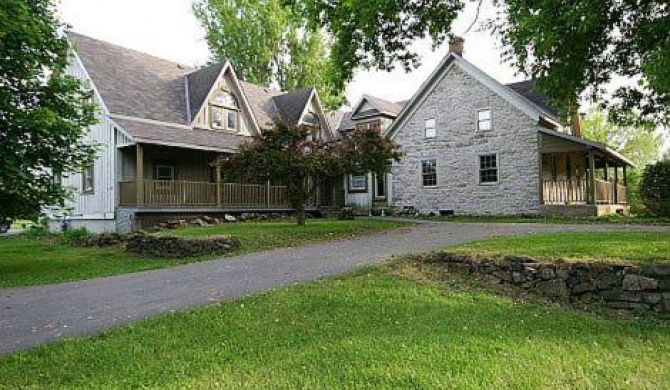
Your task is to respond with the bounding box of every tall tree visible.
[285,0,667,126]
[193,0,343,108]
[581,108,662,168]
[496,0,669,127]
[213,124,399,225]
[0,0,97,221]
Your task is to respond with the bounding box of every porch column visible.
[215,165,222,207]
[623,165,628,204]
[136,144,144,206]
[614,164,619,204]
[587,150,596,204]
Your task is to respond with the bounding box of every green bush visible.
[62,227,90,243]
[640,160,670,217]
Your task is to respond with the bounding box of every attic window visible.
[210,90,239,132]
[302,111,319,126]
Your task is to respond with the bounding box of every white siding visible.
[57,53,116,221]
[192,68,254,136]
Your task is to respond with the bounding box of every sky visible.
[57,0,518,107]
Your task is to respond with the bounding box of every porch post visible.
[614,164,619,204]
[215,165,222,207]
[587,150,596,204]
[266,180,271,207]
[136,144,144,206]
[623,165,628,204]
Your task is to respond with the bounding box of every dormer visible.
[273,88,333,142]
[349,95,405,133]
[186,62,260,136]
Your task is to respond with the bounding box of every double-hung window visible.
[424,118,436,138]
[348,174,367,192]
[210,90,239,132]
[422,159,437,187]
[479,154,498,184]
[82,164,94,194]
[477,109,492,131]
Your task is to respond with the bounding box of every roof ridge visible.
[67,31,195,71]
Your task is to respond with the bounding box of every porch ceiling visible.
[539,129,635,167]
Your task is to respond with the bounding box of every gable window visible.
[302,111,320,126]
[425,118,436,138]
[82,164,94,194]
[356,120,381,132]
[477,109,492,131]
[479,154,498,184]
[421,159,437,187]
[348,174,367,192]
[155,165,175,181]
[210,90,239,132]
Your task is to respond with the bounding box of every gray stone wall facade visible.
[392,65,542,215]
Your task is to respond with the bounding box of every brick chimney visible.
[449,36,464,56]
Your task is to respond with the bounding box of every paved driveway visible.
[1,221,668,354]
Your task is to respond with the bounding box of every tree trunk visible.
[295,204,306,226]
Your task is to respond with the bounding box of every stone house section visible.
[391,64,542,215]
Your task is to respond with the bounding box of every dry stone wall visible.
[428,253,670,313]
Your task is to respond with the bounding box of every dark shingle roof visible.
[239,81,282,129]
[506,80,559,118]
[113,117,249,152]
[365,95,404,116]
[272,88,314,127]
[186,63,225,121]
[68,31,193,124]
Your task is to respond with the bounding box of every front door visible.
[374,173,386,200]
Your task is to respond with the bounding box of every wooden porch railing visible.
[542,179,587,205]
[542,179,627,205]
[119,180,329,208]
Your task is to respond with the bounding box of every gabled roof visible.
[68,31,193,124]
[351,94,405,120]
[239,81,283,129]
[386,53,561,139]
[186,62,225,122]
[506,80,559,118]
[272,88,315,127]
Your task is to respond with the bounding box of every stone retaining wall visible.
[71,233,241,258]
[428,253,670,313]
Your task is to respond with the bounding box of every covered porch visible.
[116,144,344,210]
[539,129,634,217]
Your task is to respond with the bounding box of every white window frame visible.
[210,90,239,132]
[421,159,437,188]
[477,109,493,131]
[479,153,499,185]
[348,174,367,192]
[424,118,436,138]
[82,164,94,194]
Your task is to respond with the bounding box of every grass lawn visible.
[1,266,668,389]
[0,219,410,289]
[446,231,670,264]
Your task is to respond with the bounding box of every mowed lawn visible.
[0,219,410,289]
[446,231,670,264]
[1,267,668,389]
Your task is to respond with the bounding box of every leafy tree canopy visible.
[213,124,399,225]
[0,0,97,221]
[497,0,669,127]
[581,108,663,168]
[283,0,666,126]
[193,0,344,108]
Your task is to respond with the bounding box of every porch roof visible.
[113,116,250,153]
[539,128,636,167]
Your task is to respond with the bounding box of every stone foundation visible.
[427,253,670,313]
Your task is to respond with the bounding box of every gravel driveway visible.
[1,221,668,354]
